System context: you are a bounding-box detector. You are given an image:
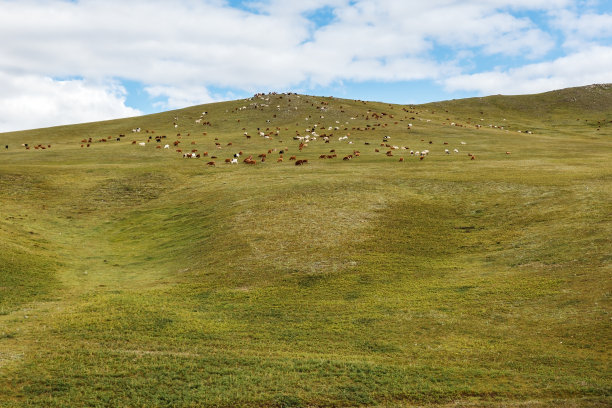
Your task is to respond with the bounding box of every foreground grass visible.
[0,88,610,406]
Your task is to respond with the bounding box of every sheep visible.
[164,144,170,149]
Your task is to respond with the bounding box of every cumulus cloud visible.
[442,45,612,95]
[550,9,612,49]
[145,84,216,110]
[0,73,141,132]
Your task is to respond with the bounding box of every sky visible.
[0,0,611,132]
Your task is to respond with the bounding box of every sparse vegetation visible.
[0,86,610,407]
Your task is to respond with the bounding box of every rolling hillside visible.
[0,86,610,407]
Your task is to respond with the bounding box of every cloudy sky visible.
[1,0,611,132]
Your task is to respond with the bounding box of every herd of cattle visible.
[4,93,514,165]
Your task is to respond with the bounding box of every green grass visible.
[0,86,610,407]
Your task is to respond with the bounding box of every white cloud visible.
[145,84,216,110]
[0,73,141,132]
[550,9,612,49]
[442,45,612,95]
[0,0,567,87]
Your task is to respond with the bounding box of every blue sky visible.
[0,0,611,132]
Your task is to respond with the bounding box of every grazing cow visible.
[207,161,215,166]
[399,157,404,162]
[164,144,170,149]
[277,158,283,162]
[139,142,146,146]
[506,151,511,155]
[289,156,297,160]
[231,158,238,164]
[5,145,8,149]
[225,158,231,163]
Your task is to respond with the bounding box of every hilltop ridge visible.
[1,83,611,137]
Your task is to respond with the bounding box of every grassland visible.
[0,85,610,407]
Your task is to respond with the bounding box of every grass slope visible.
[0,86,610,407]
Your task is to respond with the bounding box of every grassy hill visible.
[0,86,610,407]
